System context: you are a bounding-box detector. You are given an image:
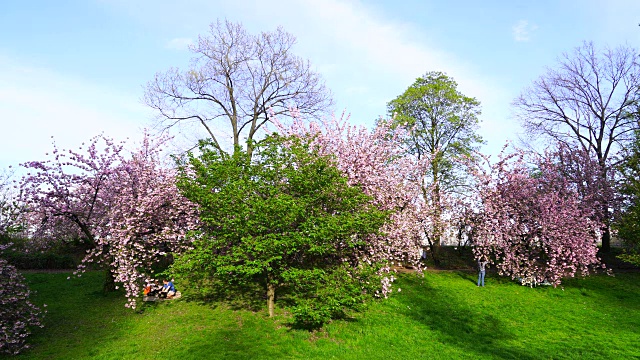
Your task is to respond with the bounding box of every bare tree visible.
[514,42,640,251]
[144,19,333,157]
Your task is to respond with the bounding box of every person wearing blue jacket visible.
[160,279,177,298]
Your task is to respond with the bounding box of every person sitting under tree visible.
[143,283,159,297]
[159,279,177,299]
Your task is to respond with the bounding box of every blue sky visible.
[1,0,640,170]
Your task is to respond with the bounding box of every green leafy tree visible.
[171,134,389,327]
[614,129,640,266]
[386,71,483,264]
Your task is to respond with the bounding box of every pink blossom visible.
[19,132,198,308]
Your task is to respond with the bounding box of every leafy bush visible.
[172,134,389,326]
[0,245,44,355]
[286,265,383,329]
[617,251,640,267]
[0,236,80,270]
[0,251,76,270]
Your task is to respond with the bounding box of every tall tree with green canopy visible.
[614,129,640,266]
[171,134,389,327]
[386,71,483,264]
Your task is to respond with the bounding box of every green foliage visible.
[0,237,81,270]
[284,264,382,329]
[386,71,483,191]
[171,134,389,326]
[617,252,640,267]
[0,251,76,270]
[614,130,640,263]
[385,71,483,265]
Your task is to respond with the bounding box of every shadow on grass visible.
[561,272,640,317]
[22,272,290,359]
[395,274,535,360]
[182,281,266,313]
[19,271,137,359]
[455,270,478,286]
[166,332,292,360]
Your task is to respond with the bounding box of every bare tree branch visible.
[144,19,333,157]
[514,42,640,165]
[514,42,640,252]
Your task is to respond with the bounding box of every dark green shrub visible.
[0,236,82,269]
[1,250,76,269]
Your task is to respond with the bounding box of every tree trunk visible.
[430,245,441,267]
[266,282,276,317]
[103,268,116,294]
[432,168,442,267]
[599,165,611,253]
[423,232,441,267]
[601,226,611,253]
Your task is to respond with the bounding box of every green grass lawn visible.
[7,270,640,359]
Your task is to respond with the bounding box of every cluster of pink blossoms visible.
[0,244,45,355]
[20,133,197,309]
[469,147,603,286]
[276,113,436,296]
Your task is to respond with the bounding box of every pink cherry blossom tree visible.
[470,146,603,286]
[20,135,121,246]
[0,244,44,355]
[20,133,196,308]
[549,143,618,245]
[0,169,23,237]
[276,112,433,295]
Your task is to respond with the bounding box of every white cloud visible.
[282,0,512,151]
[105,0,505,104]
[230,0,508,113]
[512,20,538,42]
[97,0,515,156]
[165,37,194,50]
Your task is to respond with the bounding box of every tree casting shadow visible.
[396,274,535,360]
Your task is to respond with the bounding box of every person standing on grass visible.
[477,258,488,287]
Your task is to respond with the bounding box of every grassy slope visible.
[7,270,640,360]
